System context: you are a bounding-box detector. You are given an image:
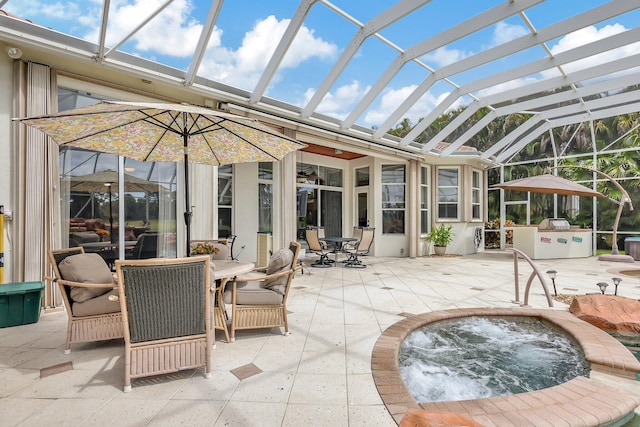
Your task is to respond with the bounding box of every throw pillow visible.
[261,248,293,292]
[58,253,114,303]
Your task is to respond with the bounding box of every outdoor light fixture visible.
[597,282,609,295]
[6,47,22,59]
[612,277,622,296]
[546,270,558,296]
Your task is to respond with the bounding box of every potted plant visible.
[426,224,455,255]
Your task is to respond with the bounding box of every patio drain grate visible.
[40,361,73,378]
[231,363,263,380]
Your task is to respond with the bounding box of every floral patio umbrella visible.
[17,101,306,255]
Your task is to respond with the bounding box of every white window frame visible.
[437,166,460,221]
[381,164,406,234]
[471,169,482,222]
[420,166,430,236]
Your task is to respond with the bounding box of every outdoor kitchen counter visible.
[509,225,593,259]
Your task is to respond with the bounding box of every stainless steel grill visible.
[538,218,571,230]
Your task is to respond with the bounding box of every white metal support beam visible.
[300,0,429,118]
[440,69,640,156]
[372,0,638,139]
[184,0,223,87]
[95,0,111,62]
[479,52,640,159]
[495,92,640,162]
[400,26,640,149]
[103,0,175,60]
[249,0,318,104]
[341,0,543,130]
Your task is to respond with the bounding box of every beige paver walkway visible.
[2,250,640,426]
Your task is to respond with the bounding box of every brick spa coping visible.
[372,307,640,426]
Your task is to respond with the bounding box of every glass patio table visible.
[319,237,357,265]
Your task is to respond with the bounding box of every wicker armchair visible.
[46,247,123,354]
[222,242,301,342]
[115,256,212,392]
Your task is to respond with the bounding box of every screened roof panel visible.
[2,0,640,164]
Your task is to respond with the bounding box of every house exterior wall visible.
[0,47,489,283]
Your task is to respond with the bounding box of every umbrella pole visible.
[183,121,192,257]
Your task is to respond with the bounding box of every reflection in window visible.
[258,162,273,233]
[438,167,459,220]
[355,167,369,187]
[58,87,176,258]
[218,164,233,238]
[296,161,342,240]
[382,165,405,234]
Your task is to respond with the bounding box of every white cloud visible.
[302,80,370,120]
[423,46,470,67]
[491,21,529,46]
[81,0,207,57]
[544,24,640,77]
[363,85,441,127]
[199,15,337,90]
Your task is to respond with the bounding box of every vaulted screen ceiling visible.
[2,0,640,164]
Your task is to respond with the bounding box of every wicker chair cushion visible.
[223,281,283,305]
[72,288,120,316]
[58,253,114,303]
[262,248,293,293]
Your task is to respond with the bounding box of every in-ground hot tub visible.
[372,308,640,426]
[399,315,589,402]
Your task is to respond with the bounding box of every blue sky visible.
[5,0,640,129]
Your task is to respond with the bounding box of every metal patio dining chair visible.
[344,227,375,268]
[305,227,332,267]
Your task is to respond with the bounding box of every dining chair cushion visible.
[261,248,293,293]
[211,243,229,260]
[222,281,283,305]
[72,288,120,316]
[58,253,114,303]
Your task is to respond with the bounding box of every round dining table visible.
[210,259,255,344]
[319,236,357,265]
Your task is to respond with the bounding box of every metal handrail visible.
[508,248,554,308]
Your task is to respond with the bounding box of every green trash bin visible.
[0,281,45,328]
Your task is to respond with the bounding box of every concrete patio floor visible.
[2,250,640,426]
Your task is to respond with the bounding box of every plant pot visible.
[434,245,447,256]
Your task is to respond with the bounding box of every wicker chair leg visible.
[283,308,289,336]
[65,321,73,354]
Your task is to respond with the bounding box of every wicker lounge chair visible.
[222,241,301,342]
[115,256,212,392]
[305,227,332,267]
[46,247,123,354]
[344,227,375,268]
